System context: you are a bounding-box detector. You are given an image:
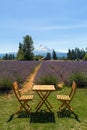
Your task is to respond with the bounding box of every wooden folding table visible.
[32,85,55,112]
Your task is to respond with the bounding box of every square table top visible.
[32,85,55,91]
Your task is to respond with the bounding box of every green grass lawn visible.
[0,87,87,130]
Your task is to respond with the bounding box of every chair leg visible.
[59,101,76,116]
[59,101,67,111]
[21,102,31,113]
[26,103,31,110]
[59,105,66,111]
[15,101,31,114]
[63,102,78,118]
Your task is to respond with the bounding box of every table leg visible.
[40,91,53,108]
[36,91,53,112]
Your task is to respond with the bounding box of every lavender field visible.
[34,60,87,84]
[0,60,87,87]
[0,60,40,83]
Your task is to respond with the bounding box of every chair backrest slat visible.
[13,81,21,100]
[69,81,77,101]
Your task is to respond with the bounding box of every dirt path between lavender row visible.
[21,63,41,94]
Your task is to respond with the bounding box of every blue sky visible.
[0,0,87,53]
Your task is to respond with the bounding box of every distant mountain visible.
[56,52,67,57]
[33,45,52,56]
[33,44,67,57]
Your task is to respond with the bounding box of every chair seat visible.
[57,95,70,101]
[19,95,33,101]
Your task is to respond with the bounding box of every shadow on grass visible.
[18,111,31,118]
[7,110,55,123]
[57,110,81,122]
[30,110,55,123]
[7,114,15,123]
[7,111,31,123]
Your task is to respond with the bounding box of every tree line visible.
[1,35,87,61]
[67,48,87,60]
[3,53,16,60]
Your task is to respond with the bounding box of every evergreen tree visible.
[83,53,87,61]
[52,49,57,60]
[17,35,34,60]
[46,52,51,60]
[17,43,24,60]
[67,49,71,60]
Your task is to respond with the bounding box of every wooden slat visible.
[20,95,33,100]
[33,85,55,91]
[57,95,70,100]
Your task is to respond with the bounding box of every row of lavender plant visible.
[0,60,40,83]
[34,60,87,83]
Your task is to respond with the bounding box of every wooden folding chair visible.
[13,81,33,114]
[57,81,77,116]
